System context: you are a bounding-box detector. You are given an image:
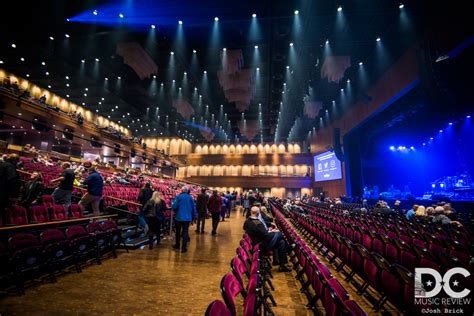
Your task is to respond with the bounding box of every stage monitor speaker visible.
[90,137,102,148]
[333,128,345,161]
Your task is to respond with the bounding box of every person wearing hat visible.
[79,161,104,216]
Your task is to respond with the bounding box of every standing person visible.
[242,192,250,217]
[19,172,44,207]
[138,182,153,232]
[220,193,228,222]
[79,162,104,216]
[195,188,209,234]
[208,190,222,235]
[171,186,196,253]
[0,154,21,225]
[51,162,75,208]
[143,191,167,249]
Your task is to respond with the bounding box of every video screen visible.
[314,151,342,182]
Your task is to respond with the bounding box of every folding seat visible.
[385,242,400,265]
[66,225,97,265]
[346,244,367,281]
[237,247,251,271]
[449,248,472,269]
[7,206,28,225]
[322,278,351,316]
[41,229,78,274]
[102,220,123,255]
[372,234,385,256]
[352,228,363,244]
[9,233,53,294]
[51,205,68,221]
[220,273,246,316]
[69,204,83,218]
[231,256,249,289]
[205,300,232,316]
[362,232,373,252]
[30,205,49,223]
[400,249,418,271]
[41,195,55,209]
[243,293,257,316]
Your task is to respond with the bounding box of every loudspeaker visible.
[333,128,345,161]
[113,144,121,154]
[63,129,73,140]
[32,121,50,132]
[90,137,102,148]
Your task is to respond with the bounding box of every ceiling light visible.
[42,61,46,65]
[337,6,342,12]
[95,58,99,62]
[254,45,258,49]
[151,24,156,29]
[399,3,404,9]
[214,17,219,21]
[294,10,299,15]
[93,10,98,15]
[178,20,183,25]
[376,36,381,42]
[193,49,197,53]
[26,74,30,77]
[289,42,293,47]
[20,57,25,61]
[65,34,70,38]
[119,13,124,18]
[252,13,257,18]
[49,36,54,40]
[81,59,85,63]
[359,61,363,66]
[11,43,16,48]
[223,48,226,51]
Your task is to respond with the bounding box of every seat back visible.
[69,204,83,218]
[9,233,39,252]
[52,205,67,220]
[31,205,49,223]
[243,293,256,316]
[87,222,104,234]
[205,300,232,316]
[220,273,244,316]
[42,195,55,208]
[7,206,28,225]
[231,256,248,288]
[41,229,66,244]
[66,225,88,239]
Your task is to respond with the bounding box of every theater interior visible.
[0,0,473,315]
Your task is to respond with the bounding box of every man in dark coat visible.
[195,188,209,234]
[0,154,22,224]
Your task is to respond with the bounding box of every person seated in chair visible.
[243,206,291,272]
[19,172,44,207]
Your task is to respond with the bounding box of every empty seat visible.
[51,205,67,221]
[41,229,78,274]
[31,205,49,223]
[69,204,83,218]
[205,300,232,316]
[7,206,28,225]
[220,273,246,316]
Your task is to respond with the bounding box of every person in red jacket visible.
[207,190,222,235]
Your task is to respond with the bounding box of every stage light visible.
[65,34,70,38]
[117,76,121,80]
[252,13,257,18]
[203,70,207,74]
[214,17,219,22]
[172,79,175,82]
[325,39,329,45]
[26,74,29,77]
[432,183,436,189]
[178,20,183,25]
[359,61,363,66]
[440,183,445,188]
[347,79,350,83]
[449,122,453,125]
[170,51,174,55]
[49,36,54,40]
[66,83,69,87]
[42,61,46,65]
[340,88,344,92]
[376,37,381,42]
[48,85,51,89]
[20,57,24,62]
[337,6,342,12]
[398,146,403,150]
[0,60,3,64]
[193,49,197,53]
[294,10,299,15]
[399,3,404,9]
[410,146,414,150]
[95,58,99,62]
[11,43,16,48]
[93,10,98,15]
[151,24,156,29]
[286,65,290,69]
[81,59,85,63]
[289,42,293,47]
[254,45,258,49]
[119,13,124,18]
[256,67,260,71]
[105,77,108,80]
[430,137,434,140]
[439,129,443,133]
[45,72,49,75]
[223,48,226,51]
[467,115,471,118]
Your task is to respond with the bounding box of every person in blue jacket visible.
[171,186,196,253]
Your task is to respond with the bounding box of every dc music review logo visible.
[415,267,472,314]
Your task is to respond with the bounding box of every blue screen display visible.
[314,151,343,182]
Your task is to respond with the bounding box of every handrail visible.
[74,186,142,206]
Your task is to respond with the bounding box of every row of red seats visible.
[0,220,121,295]
[5,200,83,226]
[270,200,367,316]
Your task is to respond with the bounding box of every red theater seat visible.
[31,205,49,223]
[51,205,67,221]
[7,206,28,225]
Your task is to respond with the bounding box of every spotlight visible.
[294,10,299,15]
[347,79,350,83]
[399,3,404,9]
[41,61,46,65]
[20,57,24,62]
[93,10,98,15]
[256,67,260,71]
[65,76,69,79]
[337,6,342,12]
[95,58,99,62]
[105,77,108,80]
[81,59,85,63]
[117,76,121,80]
[11,43,16,48]
[203,70,207,74]
[65,34,70,38]
[214,17,219,22]
[170,51,174,55]
[26,74,29,77]
[325,39,329,45]
[223,48,227,51]
[254,45,258,49]
[467,115,471,118]
[49,36,54,40]
[286,65,290,69]
[340,88,344,92]
[376,37,381,42]
[183,72,187,75]
[289,42,293,47]
[439,129,443,133]
[193,49,197,53]
[359,62,363,66]
[252,13,257,18]
[45,72,49,76]
[178,20,183,25]
[119,13,124,18]
[422,143,426,146]
[151,24,156,29]
[448,122,453,126]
